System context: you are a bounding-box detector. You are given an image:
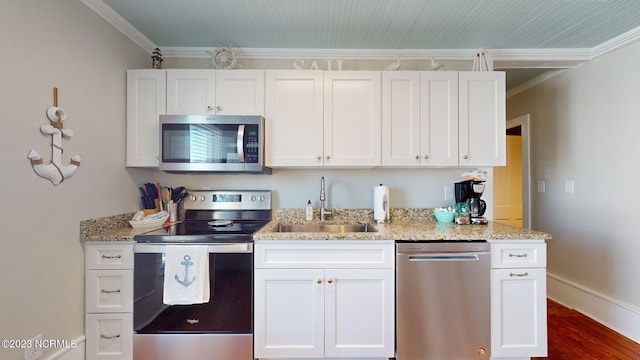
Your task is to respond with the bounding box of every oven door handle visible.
[134,243,253,254]
[237,124,245,163]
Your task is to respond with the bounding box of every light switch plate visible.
[537,180,546,193]
[565,180,575,193]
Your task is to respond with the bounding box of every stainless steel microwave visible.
[159,115,271,174]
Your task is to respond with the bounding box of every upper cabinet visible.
[265,70,324,167]
[459,71,506,166]
[126,70,166,167]
[382,71,458,166]
[323,71,381,167]
[265,71,381,167]
[166,69,264,115]
[127,69,504,169]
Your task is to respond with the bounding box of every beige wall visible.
[0,1,149,358]
[507,40,640,337]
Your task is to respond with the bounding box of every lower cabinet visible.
[84,243,134,360]
[254,241,395,359]
[490,241,548,358]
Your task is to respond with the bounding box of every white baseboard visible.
[45,335,85,360]
[547,272,640,344]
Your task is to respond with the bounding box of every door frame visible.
[506,114,531,229]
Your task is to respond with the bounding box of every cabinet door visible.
[254,269,325,358]
[126,70,165,167]
[215,70,264,115]
[265,70,324,167]
[166,69,215,114]
[491,268,548,358]
[381,71,421,166]
[85,313,133,360]
[459,71,506,166]
[421,71,459,166]
[324,71,381,167]
[324,269,395,358]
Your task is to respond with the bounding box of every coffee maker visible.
[454,180,488,224]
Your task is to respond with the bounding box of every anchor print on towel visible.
[175,255,196,287]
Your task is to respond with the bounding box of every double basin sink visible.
[277,223,376,233]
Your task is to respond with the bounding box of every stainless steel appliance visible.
[159,115,271,174]
[455,180,487,224]
[133,190,271,360]
[396,241,491,360]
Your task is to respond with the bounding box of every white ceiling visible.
[84,0,640,91]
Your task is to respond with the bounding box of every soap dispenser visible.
[305,200,313,221]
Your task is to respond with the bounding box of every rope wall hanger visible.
[28,87,81,186]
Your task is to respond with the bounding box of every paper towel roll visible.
[373,184,389,222]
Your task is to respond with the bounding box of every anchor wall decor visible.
[28,87,81,186]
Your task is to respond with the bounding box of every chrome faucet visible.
[320,176,333,221]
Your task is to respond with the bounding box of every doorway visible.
[493,114,531,229]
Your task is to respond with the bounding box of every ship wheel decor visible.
[211,46,237,69]
[27,87,81,186]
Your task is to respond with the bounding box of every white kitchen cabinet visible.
[166,69,264,115]
[381,71,458,166]
[324,71,381,167]
[459,71,506,166]
[265,71,381,167]
[490,241,548,358]
[254,241,394,359]
[126,69,165,167]
[85,243,134,360]
[265,70,324,166]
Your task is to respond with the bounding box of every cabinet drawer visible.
[86,270,133,313]
[85,313,133,360]
[255,241,394,269]
[491,242,546,268]
[86,244,133,270]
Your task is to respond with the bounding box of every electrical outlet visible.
[444,186,453,200]
[24,333,43,360]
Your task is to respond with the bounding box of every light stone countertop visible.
[79,208,551,242]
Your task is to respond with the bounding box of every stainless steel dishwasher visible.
[396,241,491,360]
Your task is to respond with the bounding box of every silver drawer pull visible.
[101,254,122,259]
[509,272,529,277]
[100,289,121,294]
[100,334,120,340]
[509,253,528,258]
[186,319,199,324]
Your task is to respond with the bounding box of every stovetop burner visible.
[134,190,271,244]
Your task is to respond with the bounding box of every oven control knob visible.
[250,195,257,202]
[259,196,265,202]
[190,195,197,202]
[199,195,206,202]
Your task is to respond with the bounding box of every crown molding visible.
[592,25,640,59]
[80,0,156,53]
[506,69,568,98]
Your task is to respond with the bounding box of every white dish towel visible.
[163,245,210,305]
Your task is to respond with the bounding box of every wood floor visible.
[534,299,640,360]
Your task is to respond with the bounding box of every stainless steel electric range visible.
[133,190,271,360]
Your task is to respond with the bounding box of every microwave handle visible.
[237,125,245,163]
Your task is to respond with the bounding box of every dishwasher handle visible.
[407,252,489,262]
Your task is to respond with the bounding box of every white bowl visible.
[129,211,169,228]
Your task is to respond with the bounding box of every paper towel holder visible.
[374,184,391,224]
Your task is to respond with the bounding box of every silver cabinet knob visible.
[424,155,429,159]
[216,105,223,111]
[415,155,420,160]
[463,155,469,159]
[207,105,213,111]
[326,155,331,160]
[317,279,323,284]
[317,155,322,160]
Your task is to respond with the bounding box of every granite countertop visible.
[80,208,551,243]
[254,219,551,241]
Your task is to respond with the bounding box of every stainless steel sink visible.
[277,223,375,233]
